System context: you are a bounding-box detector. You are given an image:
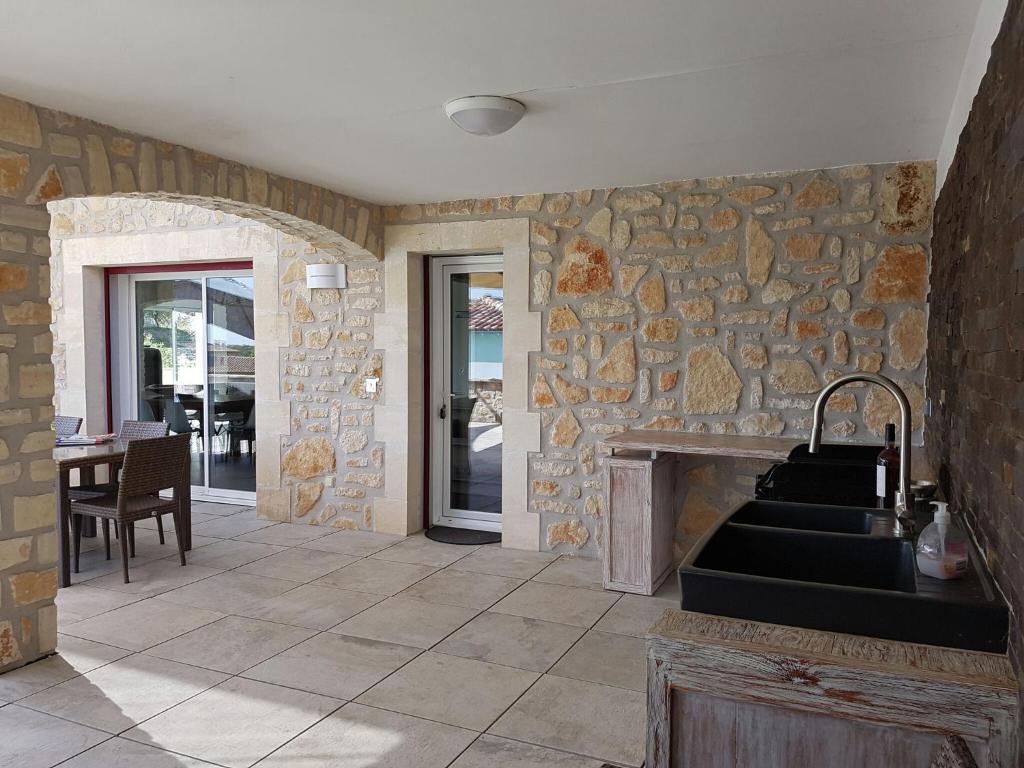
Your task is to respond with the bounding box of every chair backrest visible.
[163,399,193,434]
[119,420,170,441]
[53,415,83,438]
[117,433,192,499]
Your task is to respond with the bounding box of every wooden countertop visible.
[602,430,800,460]
[648,609,1017,690]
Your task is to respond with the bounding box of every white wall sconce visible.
[306,263,347,290]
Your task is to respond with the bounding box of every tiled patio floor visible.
[1,502,679,768]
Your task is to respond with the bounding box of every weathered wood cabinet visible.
[647,611,1019,768]
[603,451,677,594]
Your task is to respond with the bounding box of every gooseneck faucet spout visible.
[810,373,913,533]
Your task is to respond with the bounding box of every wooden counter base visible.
[647,610,1019,768]
[601,431,797,595]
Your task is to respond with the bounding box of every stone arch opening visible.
[45,194,385,533]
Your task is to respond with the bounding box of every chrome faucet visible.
[809,373,913,534]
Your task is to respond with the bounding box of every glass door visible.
[130,271,256,504]
[430,255,504,531]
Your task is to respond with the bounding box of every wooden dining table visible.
[54,440,192,588]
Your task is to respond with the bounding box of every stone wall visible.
[278,245,384,530]
[926,0,1023,740]
[0,91,381,674]
[388,161,934,554]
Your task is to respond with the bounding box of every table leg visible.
[57,468,71,588]
[79,466,97,538]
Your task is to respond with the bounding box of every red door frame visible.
[102,261,254,432]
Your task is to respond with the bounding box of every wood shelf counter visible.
[602,429,800,461]
[600,430,799,595]
[646,609,1019,767]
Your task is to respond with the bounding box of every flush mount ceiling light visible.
[444,95,526,136]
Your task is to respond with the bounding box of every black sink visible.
[730,500,886,535]
[679,501,1010,653]
[695,525,916,592]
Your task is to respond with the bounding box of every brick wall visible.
[925,0,1023,747]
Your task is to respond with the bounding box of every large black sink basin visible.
[729,500,890,535]
[679,501,1010,653]
[695,525,916,592]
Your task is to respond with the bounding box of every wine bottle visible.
[876,423,899,509]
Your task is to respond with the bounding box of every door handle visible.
[439,403,447,420]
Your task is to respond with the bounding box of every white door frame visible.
[429,253,504,532]
[122,269,257,506]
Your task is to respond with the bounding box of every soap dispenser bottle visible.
[915,502,969,580]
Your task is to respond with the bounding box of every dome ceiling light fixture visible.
[444,95,526,137]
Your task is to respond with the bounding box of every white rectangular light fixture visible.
[306,263,347,290]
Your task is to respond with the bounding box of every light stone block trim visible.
[377,220,542,548]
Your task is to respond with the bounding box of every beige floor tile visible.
[433,611,584,672]
[56,584,143,627]
[237,584,383,630]
[489,675,646,767]
[60,737,220,767]
[189,501,254,517]
[549,630,647,691]
[242,632,420,700]
[532,556,604,590]
[233,522,333,547]
[162,539,285,570]
[20,654,228,734]
[330,595,478,648]
[122,676,341,768]
[370,534,478,567]
[0,705,107,768]
[82,559,223,597]
[134,510,219,531]
[159,571,297,612]
[356,651,538,731]
[450,546,558,579]
[300,529,403,557]
[592,592,677,637]
[399,568,522,609]
[0,635,130,701]
[256,702,476,768]
[145,615,315,674]
[451,734,603,768]
[61,597,225,651]
[235,547,358,582]
[490,582,619,628]
[190,515,277,539]
[314,557,437,596]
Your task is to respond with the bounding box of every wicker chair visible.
[930,736,978,768]
[70,433,191,583]
[70,420,171,558]
[53,415,83,438]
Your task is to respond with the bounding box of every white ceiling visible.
[0,0,982,204]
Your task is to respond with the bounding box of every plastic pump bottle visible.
[915,502,969,580]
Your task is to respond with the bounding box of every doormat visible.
[425,526,501,545]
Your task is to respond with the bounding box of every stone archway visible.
[47,195,384,529]
[0,93,386,674]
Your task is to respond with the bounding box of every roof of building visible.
[469,295,503,331]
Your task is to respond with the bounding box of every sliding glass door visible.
[128,270,256,503]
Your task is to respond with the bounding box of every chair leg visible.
[156,513,165,545]
[118,521,130,583]
[128,523,136,558]
[102,519,111,561]
[172,511,186,567]
[71,514,82,574]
